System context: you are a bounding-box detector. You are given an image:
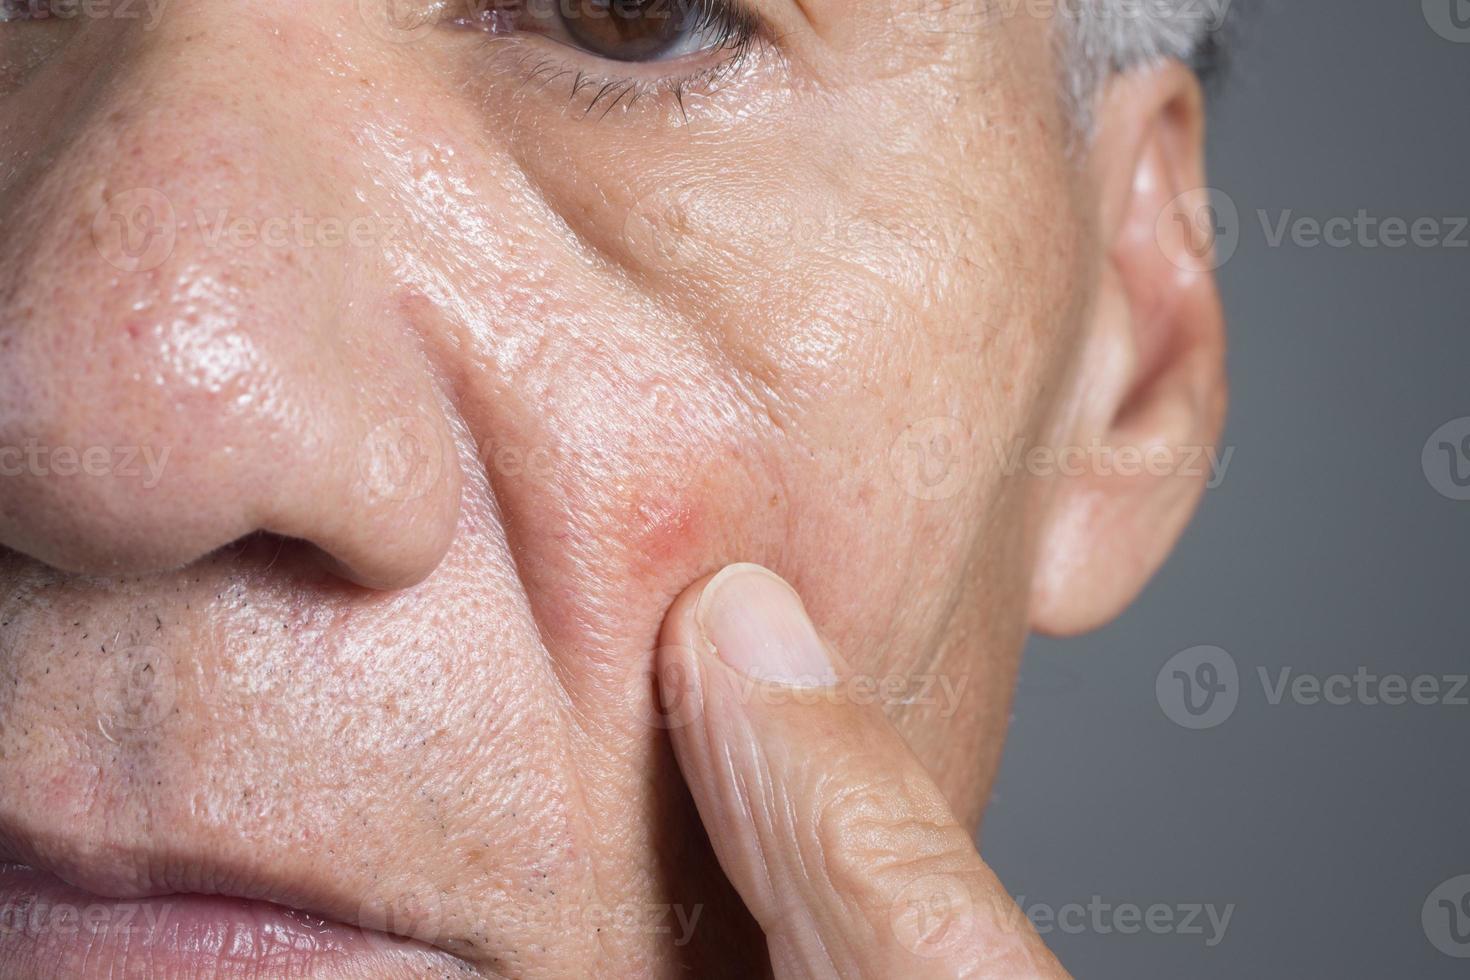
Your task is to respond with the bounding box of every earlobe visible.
[1029,62,1228,637]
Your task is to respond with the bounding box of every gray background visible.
[984,2,1470,978]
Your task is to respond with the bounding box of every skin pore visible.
[0,0,1223,976]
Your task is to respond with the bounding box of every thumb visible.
[657,563,1068,980]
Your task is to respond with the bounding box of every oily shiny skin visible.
[0,2,1090,977]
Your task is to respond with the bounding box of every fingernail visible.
[696,564,839,688]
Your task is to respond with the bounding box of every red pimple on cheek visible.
[616,466,732,590]
[632,496,700,569]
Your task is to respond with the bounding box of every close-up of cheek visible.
[0,1,1083,976]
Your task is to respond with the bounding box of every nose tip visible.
[0,34,463,590]
[0,283,465,589]
[0,269,465,589]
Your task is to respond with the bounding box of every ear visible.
[1029,62,1228,637]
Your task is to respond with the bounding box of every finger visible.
[657,563,1068,980]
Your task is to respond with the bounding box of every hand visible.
[657,563,1070,979]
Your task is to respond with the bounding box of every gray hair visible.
[1058,0,1233,134]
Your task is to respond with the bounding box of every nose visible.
[0,9,461,589]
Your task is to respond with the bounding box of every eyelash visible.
[448,0,763,119]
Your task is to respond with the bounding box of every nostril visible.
[205,532,377,595]
[0,414,462,591]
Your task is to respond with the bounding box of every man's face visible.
[0,0,1113,975]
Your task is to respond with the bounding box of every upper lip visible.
[0,829,473,962]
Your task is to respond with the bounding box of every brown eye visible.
[451,0,751,68]
[558,0,698,62]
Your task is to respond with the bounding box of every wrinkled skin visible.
[0,1,1222,976]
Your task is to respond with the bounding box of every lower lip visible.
[0,864,465,977]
